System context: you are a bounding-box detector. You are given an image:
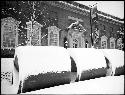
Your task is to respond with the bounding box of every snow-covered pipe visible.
[14,46,72,93]
[100,49,124,76]
[67,48,107,81]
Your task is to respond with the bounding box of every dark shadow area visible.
[18,71,73,93]
[1,49,15,58]
[70,56,77,72]
[13,55,19,72]
[115,66,124,76]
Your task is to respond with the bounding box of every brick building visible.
[1,1,124,57]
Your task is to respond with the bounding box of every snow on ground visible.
[1,47,124,94]
[100,49,124,75]
[1,58,19,94]
[1,58,14,72]
[67,48,107,80]
[1,79,19,94]
[101,49,124,67]
[23,75,124,94]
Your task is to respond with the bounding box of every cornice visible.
[44,1,90,17]
[43,1,124,26]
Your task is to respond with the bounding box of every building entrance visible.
[67,21,86,48]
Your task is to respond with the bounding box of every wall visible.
[51,2,123,49]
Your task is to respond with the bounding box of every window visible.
[102,41,106,49]
[117,38,123,50]
[111,42,114,48]
[26,21,42,46]
[110,37,115,49]
[1,17,18,49]
[73,38,78,48]
[48,26,60,46]
[101,35,107,49]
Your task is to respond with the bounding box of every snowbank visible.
[100,49,124,75]
[14,46,72,93]
[1,58,19,94]
[67,48,107,80]
[1,58,14,73]
[101,49,124,67]
[23,75,124,94]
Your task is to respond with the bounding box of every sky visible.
[76,1,124,19]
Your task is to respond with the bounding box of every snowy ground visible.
[1,58,19,94]
[1,47,124,94]
[23,75,124,94]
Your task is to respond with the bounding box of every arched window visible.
[48,26,60,46]
[1,17,19,49]
[117,38,123,50]
[26,21,42,46]
[72,38,79,48]
[110,37,115,49]
[101,35,108,49]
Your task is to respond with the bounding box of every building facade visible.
[1,1,124,57]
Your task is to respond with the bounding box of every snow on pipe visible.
[67,48,107,81]
[100,49,124,76]
[13,46,73,93]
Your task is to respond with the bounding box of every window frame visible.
[1,17,19,49]
[117,38,123,50]
[48,26,60,46]
[101,35,108,49]
[110,37,115,49]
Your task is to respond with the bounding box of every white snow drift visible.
[67,48,107,80]
[14,46,72,93]
[1,58,19,94]
[100,49,124,75]
[1,47,124,94]
[1,58,14,73]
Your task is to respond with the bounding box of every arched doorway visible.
[67,21,86,48]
